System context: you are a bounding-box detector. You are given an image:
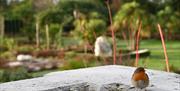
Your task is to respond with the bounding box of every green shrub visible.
[65,51,77,58]
[0,51,15,60]
[69,60,85,69]
[0,36,17,51]
[61,59,85,70]
[0,67,32,82]
[17,46,34,52]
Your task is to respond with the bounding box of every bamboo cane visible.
[157,24,170,72]
[135,21,142,67]
[105,0,117,65]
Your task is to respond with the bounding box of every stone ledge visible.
[0,65,180,91]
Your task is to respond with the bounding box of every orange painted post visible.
[135,21,142,67]
[157,24,170,72]
[105,0,117,65]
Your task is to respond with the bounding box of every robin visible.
[131,67,149,91]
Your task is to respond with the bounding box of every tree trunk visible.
[0,16,4,38]
[36,20,40,48]
[45,24,50,50]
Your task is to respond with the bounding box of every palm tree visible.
[113,1,147,51]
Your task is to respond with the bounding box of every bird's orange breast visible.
[132,72,148,81]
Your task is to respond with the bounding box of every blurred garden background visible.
[0,0,180,83]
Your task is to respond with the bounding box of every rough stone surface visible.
[0,65,179,91]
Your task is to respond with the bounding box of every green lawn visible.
[117,39,180,71]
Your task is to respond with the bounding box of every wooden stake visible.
[45,24,50,50]
[157,24,170,72]
[135,21,142,67]
[106,0,117,65]
[36,20,40,48]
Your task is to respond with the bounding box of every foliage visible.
[157,5,180,35]
[0,36,17,51]
[16,46,34,52]
[113,1,147,50]
[0,0,179,40]
[0,67,32,82]
[0,0,7,13]
[113,1,146,31]
[39,0,107,27]
[136,0,180,35]
[61,59,85,70]
[0,51,15,60]
[49,24,63,47]
[5,0,35,39]
[32,0,108,48]
[73,12,106,44]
